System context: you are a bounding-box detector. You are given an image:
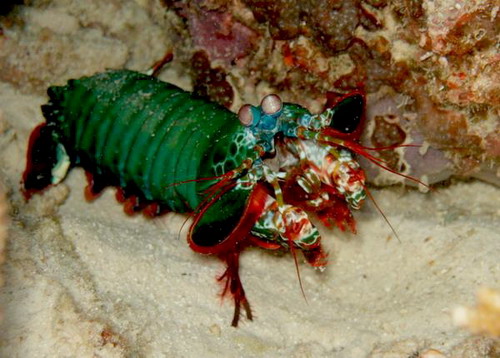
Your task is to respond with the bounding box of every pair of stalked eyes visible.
[238,94,283,127]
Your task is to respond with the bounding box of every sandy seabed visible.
[0,2,499,357]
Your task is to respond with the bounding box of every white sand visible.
[0,2,499,357]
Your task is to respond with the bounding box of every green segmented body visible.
[43,70,254,212]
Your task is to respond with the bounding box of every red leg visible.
[142,202,160,218]
[123,195,139,215]
[84,171,108,202]
[218,250,252,327]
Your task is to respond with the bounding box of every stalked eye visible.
[238,104,253,126]
[261,94,282,115]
